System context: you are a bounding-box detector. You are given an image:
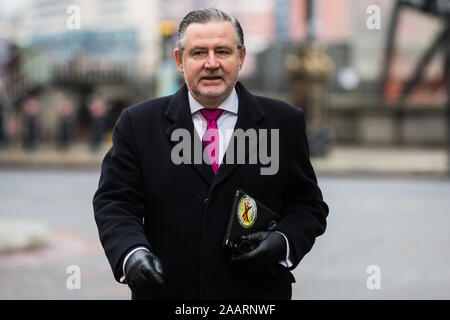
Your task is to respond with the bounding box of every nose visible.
[204,51,219,69]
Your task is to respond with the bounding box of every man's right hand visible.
[124,249,166,297]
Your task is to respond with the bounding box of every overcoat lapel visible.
[165,84,215,186]
[212,82,266,189]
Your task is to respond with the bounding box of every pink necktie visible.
[200,109,223,175]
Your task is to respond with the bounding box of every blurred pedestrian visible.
[5,44,20,86]
[4,113,19,146]
[88,96,109,151]
[22,97,40,150]
[57,97,75,150]
[0,105,5,148]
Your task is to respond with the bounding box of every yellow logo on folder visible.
[237,196,257,228]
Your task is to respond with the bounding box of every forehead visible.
[183,21,237,48]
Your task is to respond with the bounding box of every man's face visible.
[174,21,246,108]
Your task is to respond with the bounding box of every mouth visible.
[201,76,223,82]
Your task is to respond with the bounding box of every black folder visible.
[223,188,281,254]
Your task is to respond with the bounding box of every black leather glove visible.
[230,231,287,276]
[124,249,166,297]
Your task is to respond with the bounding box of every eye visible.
[216,50,230,57]
[193,51,207,57]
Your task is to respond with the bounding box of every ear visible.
[238,46,246,70]
[174,49,184,73]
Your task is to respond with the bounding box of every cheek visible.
[224,62,240,77]
[184,63,203,80]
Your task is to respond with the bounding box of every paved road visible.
[0,169,449,299]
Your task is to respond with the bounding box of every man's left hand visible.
[230,231,287,276]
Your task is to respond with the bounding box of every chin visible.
[199,88,227,98]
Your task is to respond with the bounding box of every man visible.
[93,8,328,300]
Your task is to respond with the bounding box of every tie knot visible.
[200,109,223,122]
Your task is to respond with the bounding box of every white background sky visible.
[0,0,28,18]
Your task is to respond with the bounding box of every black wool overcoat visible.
[93,81,329,300]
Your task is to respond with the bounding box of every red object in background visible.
[385,78,402,102]
[23,98,40,116]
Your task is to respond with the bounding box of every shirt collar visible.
[188,87,238,115]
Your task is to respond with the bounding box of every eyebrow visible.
[188,45,233,53]
[189,46,207,53]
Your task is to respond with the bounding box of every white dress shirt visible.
[189,87,239,166]
[120,88,292,283]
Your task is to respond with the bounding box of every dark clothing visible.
[23,116,38,150]
[58,117,74,149]
[91,116,106,150]
[93,82,328,299]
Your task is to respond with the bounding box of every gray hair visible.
[177,7,244,56]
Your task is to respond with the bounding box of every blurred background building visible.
[0,0,448,152]
[0,0,160,145]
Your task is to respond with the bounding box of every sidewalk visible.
[312,146,448,176]
[0,143,109,169]
[0,143,448,175]
[0,219,49,254]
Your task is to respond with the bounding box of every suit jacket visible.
[93,81,329,300]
